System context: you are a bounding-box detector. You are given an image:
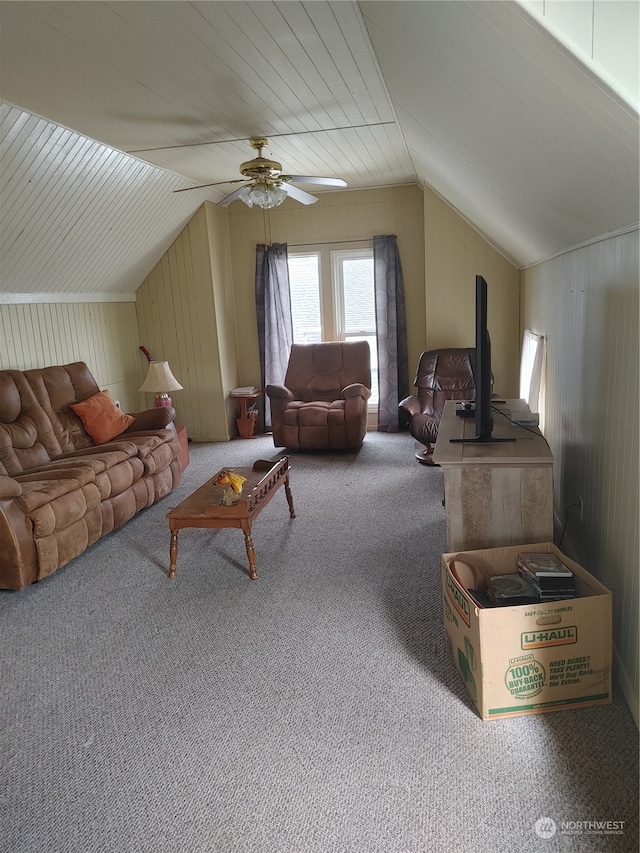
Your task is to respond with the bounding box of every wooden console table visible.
[432,400,553,552]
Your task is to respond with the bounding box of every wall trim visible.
[0,293,137,304]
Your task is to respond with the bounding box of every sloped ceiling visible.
[0,0,638,297]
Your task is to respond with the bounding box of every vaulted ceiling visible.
[1,1,638,297]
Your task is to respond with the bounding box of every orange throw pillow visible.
[71,390,135,445]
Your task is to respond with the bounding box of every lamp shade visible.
[139,361,183,393]
[238,182,288,209]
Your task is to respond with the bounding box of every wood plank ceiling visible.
[0,1,638,297]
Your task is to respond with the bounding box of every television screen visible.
[451,275,514,445]
[475,274,493,441]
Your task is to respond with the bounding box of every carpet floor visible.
[1,431,637,853]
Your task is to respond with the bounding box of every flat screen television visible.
[451,275,514,445]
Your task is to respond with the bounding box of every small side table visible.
[230,390,261,438]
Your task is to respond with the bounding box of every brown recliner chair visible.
[398,348,476,464]
[266,341,371,450]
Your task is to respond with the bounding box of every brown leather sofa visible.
[266,341,371,450]
[0,362,182,590]
[399,348,476,464]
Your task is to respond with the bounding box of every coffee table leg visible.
[169,528,179,579]
[284,476,296,518]
[241,522,258,580]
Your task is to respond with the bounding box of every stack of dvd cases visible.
[517,551,576,600]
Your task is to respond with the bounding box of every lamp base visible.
[155,393,173,408]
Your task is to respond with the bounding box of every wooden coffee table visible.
[166,456,295,580]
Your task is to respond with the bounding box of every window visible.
[288,254,322,343]
[288,246,378,406]
[519,328,545,431]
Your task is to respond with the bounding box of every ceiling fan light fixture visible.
[192,137,346,207]
[240,181,288,209]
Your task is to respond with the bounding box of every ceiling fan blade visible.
[282,183,319,205]
[219,185,249,207]
[173,179,245,194]
[285,176,347,187]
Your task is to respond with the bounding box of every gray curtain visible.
[373,234,409,432]
[255,243,293,429]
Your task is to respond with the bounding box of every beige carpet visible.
[1,432,637,853]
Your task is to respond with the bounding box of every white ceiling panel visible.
[359,0,639,266]
[0,1,406,189]
[0,0,637,295]
[0,104,211,295]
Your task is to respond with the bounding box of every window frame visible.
[331,248,376,342]
[287,243,378,416]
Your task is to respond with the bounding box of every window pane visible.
[288,255,321,343]
[342,258,375,334]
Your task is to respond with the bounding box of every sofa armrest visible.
[398,394,422,418]
[0,475,22,499]
[265,385,295,402]
[122,407,176,432]
[342,383,371,401]
[0,499,38,590]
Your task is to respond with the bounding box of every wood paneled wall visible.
[522,228,639,724]
[424,187,521,397]
[0,300,141,409]
[135,203,236,441]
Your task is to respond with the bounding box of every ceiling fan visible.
[173,136,347,208]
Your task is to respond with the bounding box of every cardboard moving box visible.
[442,543,612,720]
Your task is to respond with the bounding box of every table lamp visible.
[139,360,183,408]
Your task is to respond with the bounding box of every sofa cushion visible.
[15,476,94,514]
[29,483,101,538]
[123,433,179,474]
[55,443,139,465]
[70,390,135,444]
[95,457,144,500]
[35,507,103,581]
[25,362,101,452]
[0,372,62,474]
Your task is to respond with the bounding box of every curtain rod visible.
[287,238,371,248]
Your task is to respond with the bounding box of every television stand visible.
[433,399,553,551]
[450,435,516,444]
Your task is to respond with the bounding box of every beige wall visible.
[521,228,639,725]
[226,185,426,395]
[424,187,521,397]
[136,203,236,441]
[0,300,141,410]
